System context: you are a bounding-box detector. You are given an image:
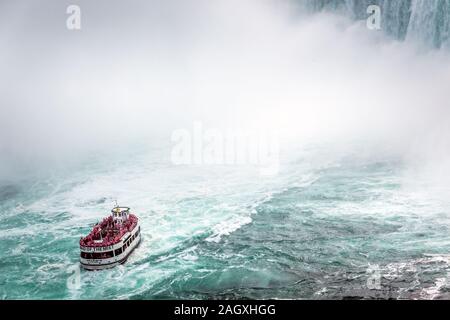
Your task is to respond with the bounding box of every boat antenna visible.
[114,199,119,208]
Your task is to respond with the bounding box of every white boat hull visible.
[80,224,141,271]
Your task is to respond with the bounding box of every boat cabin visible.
[111,206,130,224]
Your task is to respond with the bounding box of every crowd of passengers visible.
[80,215,137,247]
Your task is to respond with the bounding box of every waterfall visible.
[300,0,450,48]
[406,0,450,48]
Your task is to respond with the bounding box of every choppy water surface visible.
[1,143,450,300]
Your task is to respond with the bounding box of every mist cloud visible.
[1,0,450,188]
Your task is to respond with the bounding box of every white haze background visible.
[0,0,450,194]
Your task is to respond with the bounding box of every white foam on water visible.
[420,277,448,300]
[206,215,253,243]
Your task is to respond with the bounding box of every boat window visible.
[81,251,114,259]
[90,251,114,259]
[114,247,123,256]
[80,252,93,259]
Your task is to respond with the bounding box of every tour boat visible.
[79,206,141,270]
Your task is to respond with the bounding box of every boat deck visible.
[80,214,138,247]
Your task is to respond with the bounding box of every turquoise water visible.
[2,143,450,299]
